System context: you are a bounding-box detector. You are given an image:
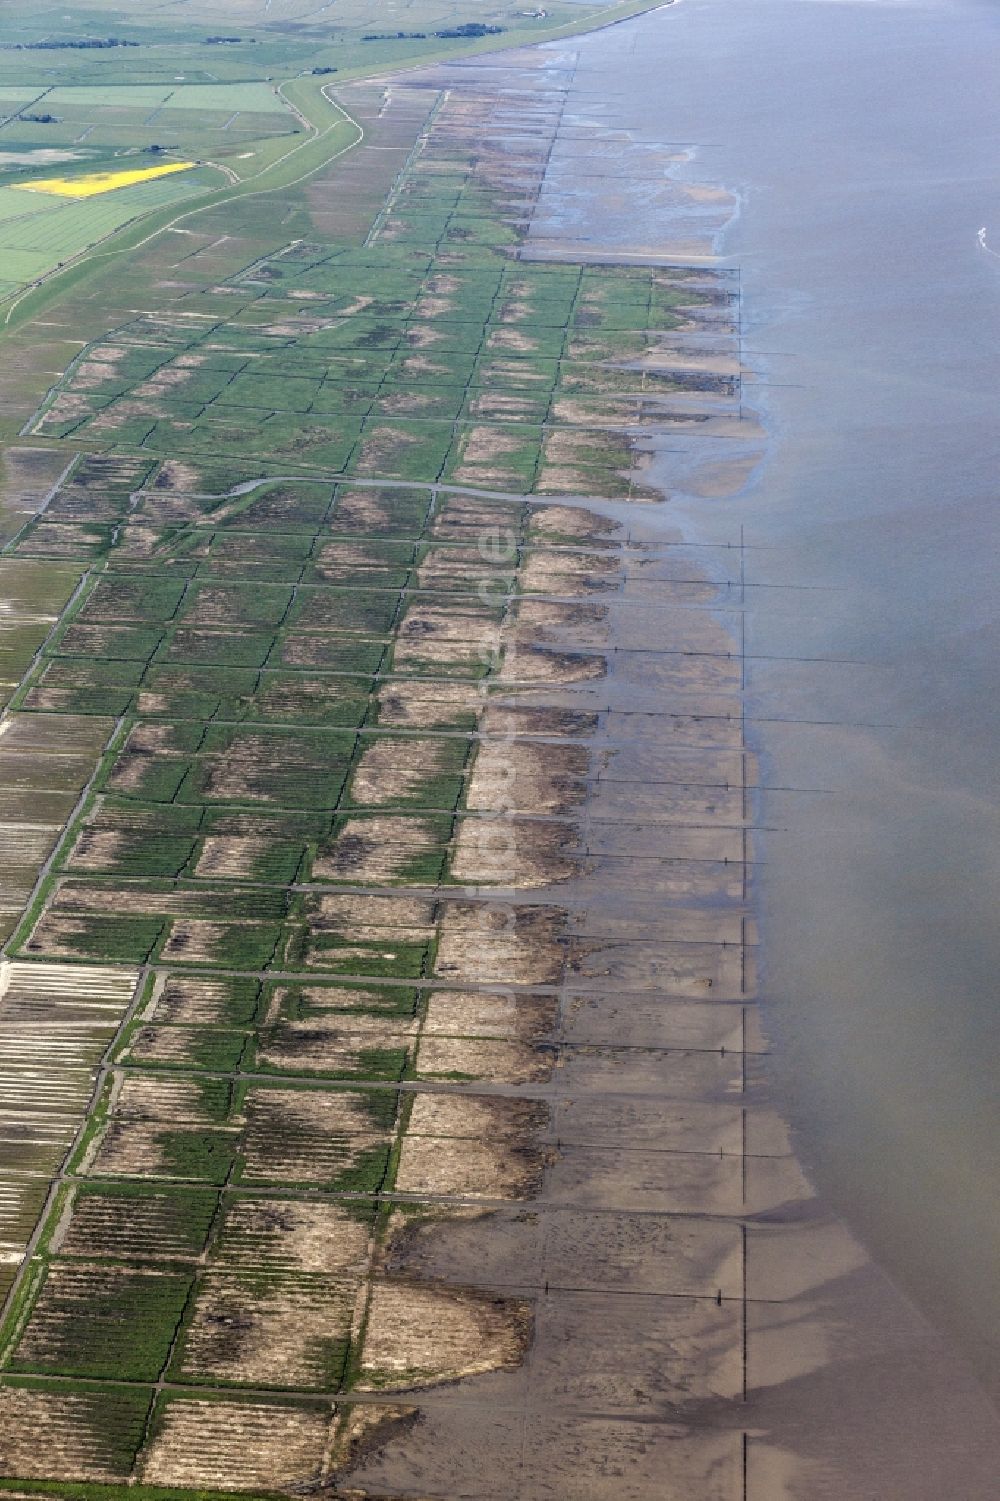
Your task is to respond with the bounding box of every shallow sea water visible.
[535,0,1000,1399]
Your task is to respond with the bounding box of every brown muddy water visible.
[528,0,1000,1410]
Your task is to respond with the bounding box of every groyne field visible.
[0,34,849,1501]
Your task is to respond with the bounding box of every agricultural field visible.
[26,252,723,494]
[0,1,627,88]
[0,0,666,309]
[0,445,75,543]
[26,80,737,494]
[0,24,768,1501]
[0,164,219,303]
[0,75,306,305]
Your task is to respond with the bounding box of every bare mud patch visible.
[358,1280,532,1390]
[450,814,579,888]
[464,740,588,816]
[435,901,565,986]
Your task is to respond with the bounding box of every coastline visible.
[0,7,998,1499]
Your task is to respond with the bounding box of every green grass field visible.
[0,168,222,298]
[0,0,664,321]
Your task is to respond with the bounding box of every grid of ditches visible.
[0,79,745,1495]
[26,87,735,500]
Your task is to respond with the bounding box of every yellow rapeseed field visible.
[12,161,195,198]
